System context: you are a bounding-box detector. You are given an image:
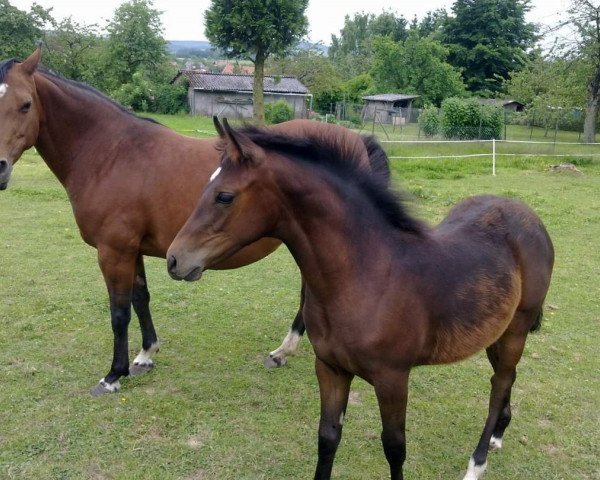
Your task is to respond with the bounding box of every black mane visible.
[229,126,424,235]
[0,57,160,125]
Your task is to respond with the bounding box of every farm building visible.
[362,94,420,124]
[476,98,525,112]
[173,70,310,119]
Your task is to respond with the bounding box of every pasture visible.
[1,115,599,479]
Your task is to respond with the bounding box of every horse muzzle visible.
[167,254,204,282]
[0,158,12,190]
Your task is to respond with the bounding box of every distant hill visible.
[167,40,328,57]
[168,40,213,55]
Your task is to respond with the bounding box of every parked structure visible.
[362,94,420,124]
[173,71,310,119]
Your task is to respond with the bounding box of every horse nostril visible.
[0,160,8,175]
[167,255,177,273]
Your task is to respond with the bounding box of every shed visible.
[173,70,310,119]
[477,98,525,112]
[362,94,420,124]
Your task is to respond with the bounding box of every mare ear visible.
[222,118,262,165]
[21,44,42,76]
[213,116,226,139]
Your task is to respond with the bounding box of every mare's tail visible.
[363,136,391,184]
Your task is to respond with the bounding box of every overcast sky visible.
[10,0,569,44]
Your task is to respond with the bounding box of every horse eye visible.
[20,101,32,113]
[215,192,235,205]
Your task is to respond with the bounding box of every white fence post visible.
[492,138,496,176]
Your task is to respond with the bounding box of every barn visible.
[362,93,420,124]
[173,70,311,119]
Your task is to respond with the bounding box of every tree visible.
[43,17,100,81]
[269,45,343,113]
[370,32,465,106]
[413,9,448,39]
[443,0,537,94]
[0,0,53,59]
[562,0,600,142]
[105,0,167,87]
[205,0,309,123]
[329,10,408,79]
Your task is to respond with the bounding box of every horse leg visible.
[485,344,515,451]
[314,357,353,480]
[129,255,160,376]
[374,370,410,480]
[90,248,137,397]
[463,320,531,480]
[264,280,306,368]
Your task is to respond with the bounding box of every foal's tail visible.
[363,136,391,184]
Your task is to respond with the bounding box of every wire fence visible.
[380,138,600,175]
[330,102,587,143]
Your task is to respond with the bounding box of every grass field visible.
[1,115,599,479]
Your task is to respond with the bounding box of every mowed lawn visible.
[0,115,599,479]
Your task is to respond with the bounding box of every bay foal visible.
[167,120,554,479]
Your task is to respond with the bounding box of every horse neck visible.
[33,73,155,188]
[271,163,396,300]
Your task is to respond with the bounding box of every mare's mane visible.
[227,126,424,235]
[0,57,160,125]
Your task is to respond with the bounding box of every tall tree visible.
[43,17,100,81]
[329,10,408,79]
[443,0,537,94]
[562,0,600,142]
[105,0,167,87]
[370,32,465,106]
[0,0,53,59]
[205,0,309,123]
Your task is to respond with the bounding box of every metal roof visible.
[176,70,309,95]
[362,94,420,102]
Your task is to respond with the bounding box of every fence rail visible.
[380,139,600,175]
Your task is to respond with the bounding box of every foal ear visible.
[21,44,42,76]
[213,116,226,139]
[222,118,262,165]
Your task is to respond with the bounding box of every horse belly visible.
[427,270,522,365]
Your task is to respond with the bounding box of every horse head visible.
[0,47,42,190]
[167,118,277,281]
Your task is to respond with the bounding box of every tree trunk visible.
[253,50,266,125]
[584,96,599,143]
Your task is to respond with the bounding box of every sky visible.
[9,0,569,44]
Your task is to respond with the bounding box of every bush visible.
[419,105,440,137]
[265,100,294,124]
[111,72,188,114]
[440,98,503,139]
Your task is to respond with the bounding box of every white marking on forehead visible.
[209,167,222,182]
[0,83,8,99]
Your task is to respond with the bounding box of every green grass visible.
[1,115,599,479]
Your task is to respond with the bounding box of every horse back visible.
[439,195,554,311]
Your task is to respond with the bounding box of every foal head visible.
[167,119,283,281]
[0,47,42,190]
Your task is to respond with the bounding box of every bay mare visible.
[0,48,387,395]
[167,120,554,480]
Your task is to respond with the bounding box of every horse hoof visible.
[264,354,287,368]
[90,381,119,397]
[129,362,154,376]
